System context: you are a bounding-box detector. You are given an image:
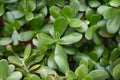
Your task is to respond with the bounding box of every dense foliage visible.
[0,0,120,80]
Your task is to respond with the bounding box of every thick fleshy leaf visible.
[8,56,23,66]
[93,32,102,45]
[88,70,109,80]
[8,64,15,74]
[7,71,22,80]
[5,0,18,3]
[70,0,80,16]
[5,12,15,24]
[68,18,81,28]
[12,29,19,45]
[66,70,77,79]
[37,33,55,45]
[60,32,82,44]
[109,0,120,7]
[0,6,4,16]
[106,14,120,34]
[113,64,120,80]
[11,10,24,19]
[79,57,88,66]
[50,6,61,18]
[90,14,101,25]
[86,8,94,20]
[63,46,77,55]
[25,12,34,21]
[0,38,12,46]
[85,25,98,40]
[0,59,8,80]
[54,45,69,74]
[97,6,111,15]
[75,64,88,80]
[62,6,72,18]
[24,44,31,60]
[18,31,35,41]
[47,54,58,69]
[24,74,41,80]
[89,0,101,8]
[54,17,67,37]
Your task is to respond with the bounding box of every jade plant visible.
[0,0,120,80]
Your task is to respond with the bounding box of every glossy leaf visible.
[109,0,120,7]
[5,12,15,24]
[60,32,82,44]
[12,29,19,45]
[24,74,41,80]
[75,64,88,80]
[106,14,120,34]
[62,6,72,18]
[54,17,67,37]
[7,71,22,80]
[0,38,12,46]
[68,18,81,28]
[50,6,61,18]
[66,70,77,79]
[18,31,35,41]
[25,12,34,21]
[0,59,8,80]
[85,25,97,40]
[11,10,24,19]
[37,33,55,45]
[24,44,31,60]
[88,70,109,80]
[8,56,23,66]
[113,64,120,80]
[89,0,101,8]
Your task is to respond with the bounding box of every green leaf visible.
[75,64,88,80]
[86,8,94,20]
[8,56,23,66]
[78,0,87,11]
[18,31,35,41]
[88,70,109,80]
[39,66,56,79]
[79,57,88,66]
[66,70,77,79]
[85,25,97,40]
[47,54,58,69]
[70,0,80,16]
[109,0,120,7]
[90,14,101,25]
[30,14,45,30]
[0,59,8,80]
[60,32,82,44]
[24,44,31,60]
[11,10,24,19]
[8,64,15,74]
[24,74,41,80]
[93,32,102,45]
[113,64,120,80]
[50,6,61,18]
[37,33,55,45]
[5,0,18,3]
[11,29,19,45]
[5,12,15,24]
[25,12,34,21]
[54,54,69,74]
[54,45,69,74]
[68,18,81,28]
[0,6,4,16]
[97,6,111,15]
[107,15,120,34]
[0,38,12,46]
[62,6,72,18]
[54,17,67,37]
[63,46,77,55]
[88,0,101,8]
[7,71,22,80]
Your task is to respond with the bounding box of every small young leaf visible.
[66,70,77,79]
[68,18,81,28]
[62,6,72,18]
[54,17,67,37]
